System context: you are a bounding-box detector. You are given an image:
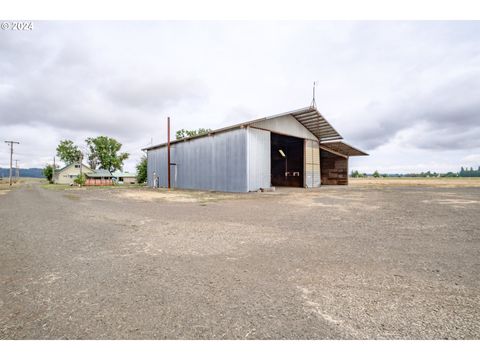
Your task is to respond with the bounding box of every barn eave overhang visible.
[319,140,369,157]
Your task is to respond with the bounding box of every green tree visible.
[43,164,54,183]
[86,144,99,169]
[56,140,82,165]
[176,128,212,140]
[373,170,380,178]
[136,155,147,184]
[73,173,86,186]
[85,136,129,173]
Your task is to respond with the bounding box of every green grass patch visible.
[41,183,145,191]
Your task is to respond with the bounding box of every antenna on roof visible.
[310,81,317,109]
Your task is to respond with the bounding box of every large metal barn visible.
[143,106,367,192]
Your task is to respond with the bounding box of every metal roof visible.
[319,141,369,157]
[142,106,342,151]
[275,107,342,142]
[56,163,91,172]
[85,169,112,178]
[86,170,137,178]
[112,171,136,178]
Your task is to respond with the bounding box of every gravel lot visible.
[1,180,479,339]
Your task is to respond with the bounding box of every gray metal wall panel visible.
[253,114,318,141]
[147,147,168,187]
[247,127,271,191]
[147,128,248,192]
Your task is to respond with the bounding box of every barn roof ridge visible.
[142,106,343,151]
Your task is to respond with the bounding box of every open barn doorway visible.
[271,133,304,187]
[320,149,349,185]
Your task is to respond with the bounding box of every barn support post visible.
[303,140,307,188]
[346,156,349,185]
[167,116,171,189]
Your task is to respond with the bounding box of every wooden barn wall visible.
[320,150,349,185]
[304,139,321,188]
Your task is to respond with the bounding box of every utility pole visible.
[52,156,56,183]
[4,141,19,186]
[79,152,83,177]
[167,116,171,189]
[15,159,19,182]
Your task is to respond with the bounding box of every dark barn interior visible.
[271,133,304,187]
[320,149,348,185]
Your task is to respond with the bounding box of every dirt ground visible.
[0,179,479,339]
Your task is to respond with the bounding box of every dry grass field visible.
[0,177,39,194]
[350,177,480,188]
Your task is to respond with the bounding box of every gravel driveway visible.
[1,181,479,339]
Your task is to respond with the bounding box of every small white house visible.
[53,163,93,185]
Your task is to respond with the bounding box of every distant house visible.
[53,163,136,186]
[84,169,137,185]
[112,171,137,184]
[85,169,114,186]
[53,163,93,185]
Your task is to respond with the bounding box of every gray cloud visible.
[412,126,480,150]
[347,73,480,151]
[1,21,479,173]
[343,38,480,151]
[0,27,208,139]
[103,77,206,111]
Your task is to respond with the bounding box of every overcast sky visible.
[1,21,479,173]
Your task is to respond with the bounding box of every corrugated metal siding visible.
[253,115,318,141]
[305,139,321,188]
[247,127,271,191]
[147,146,168,187]
[147,128,248,192]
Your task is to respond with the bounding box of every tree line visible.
[351,166,480,178]
[176,128,212,140]
[459,167,480,177]
[55,137,129,171]
[43,136,130,184]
